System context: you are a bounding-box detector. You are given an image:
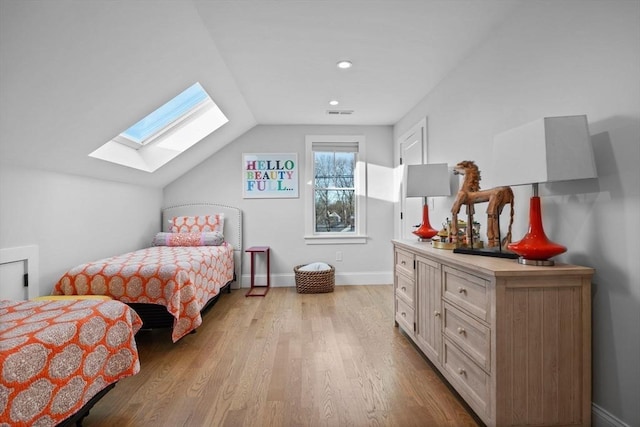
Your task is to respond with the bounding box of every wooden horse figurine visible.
[450,160,514,249]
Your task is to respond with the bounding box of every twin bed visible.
[0,298,142,426]
[53,203,243,342]
[1,203,243,426]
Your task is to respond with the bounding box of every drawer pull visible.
[457,327,466,335]
[434,311,441,317]
[401,312,406,317]
[401,260,406,265]
[458,368,466,376]
[458,287,467,294]
[401,286,406,291]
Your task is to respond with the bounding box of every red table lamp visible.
[406,163,451,241]
[492,115,597,265]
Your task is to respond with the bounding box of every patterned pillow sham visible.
[169,214,224,233]
[153,231,225,247]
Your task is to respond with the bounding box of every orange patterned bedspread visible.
[0,298,141,427]
[52,244,234,342]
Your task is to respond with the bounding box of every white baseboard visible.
[240,271,393,288]
[592,403,630,427]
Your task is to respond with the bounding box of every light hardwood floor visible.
[84,286,481,427]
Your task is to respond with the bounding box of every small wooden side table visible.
[245,246,270,297]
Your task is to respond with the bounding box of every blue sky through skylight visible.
[121,82,208,144]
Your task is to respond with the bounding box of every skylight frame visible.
[89,82,228,173]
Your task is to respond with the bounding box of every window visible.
[115,83,210,150]
[314,150,355,232]
[89,82,228,172]
[305,135,367,244]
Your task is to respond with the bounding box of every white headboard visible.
[162,203,243,289]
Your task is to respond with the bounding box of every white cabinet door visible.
[0,260,27,300]
[0,246,39,300]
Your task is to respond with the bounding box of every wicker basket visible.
[294,264,335,293]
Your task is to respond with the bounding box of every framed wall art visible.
[242,153,299,199]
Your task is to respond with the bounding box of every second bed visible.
[52,203,243,342]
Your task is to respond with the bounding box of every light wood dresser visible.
[392,239,594,427]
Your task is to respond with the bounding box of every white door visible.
[0,260,27,300]
[399,118,427,240]
[0,246,39,300]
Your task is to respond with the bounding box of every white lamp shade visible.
[492,115,597,186]
[406,163,451,197]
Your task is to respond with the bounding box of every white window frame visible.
[304,135,367,244]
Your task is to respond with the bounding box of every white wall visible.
[0,166,162,294]
[0,0,256,188]
[0,1,249,296]
[394,1,640,425]
[164,125,395,286]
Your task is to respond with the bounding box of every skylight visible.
[90,82,228,172]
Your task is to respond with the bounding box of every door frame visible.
[394,117,428,240]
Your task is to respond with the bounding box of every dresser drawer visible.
[443,302,490,371]
[442,338,490,419]
[395,271,415,306]
[442,266,489,322]
[395,249,414,278]
[395,297,414,334]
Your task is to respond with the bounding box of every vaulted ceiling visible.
[0,0,521,188]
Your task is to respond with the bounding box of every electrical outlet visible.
[336,251,343,262]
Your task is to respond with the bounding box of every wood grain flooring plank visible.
[83,286,480,427]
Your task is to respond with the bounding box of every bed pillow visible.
[169,214,224,233]
[153,232,225,247]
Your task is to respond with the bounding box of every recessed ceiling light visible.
[336,60,353,69]
[329,100,339,106]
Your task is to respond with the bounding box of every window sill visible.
[304,235,368,245]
